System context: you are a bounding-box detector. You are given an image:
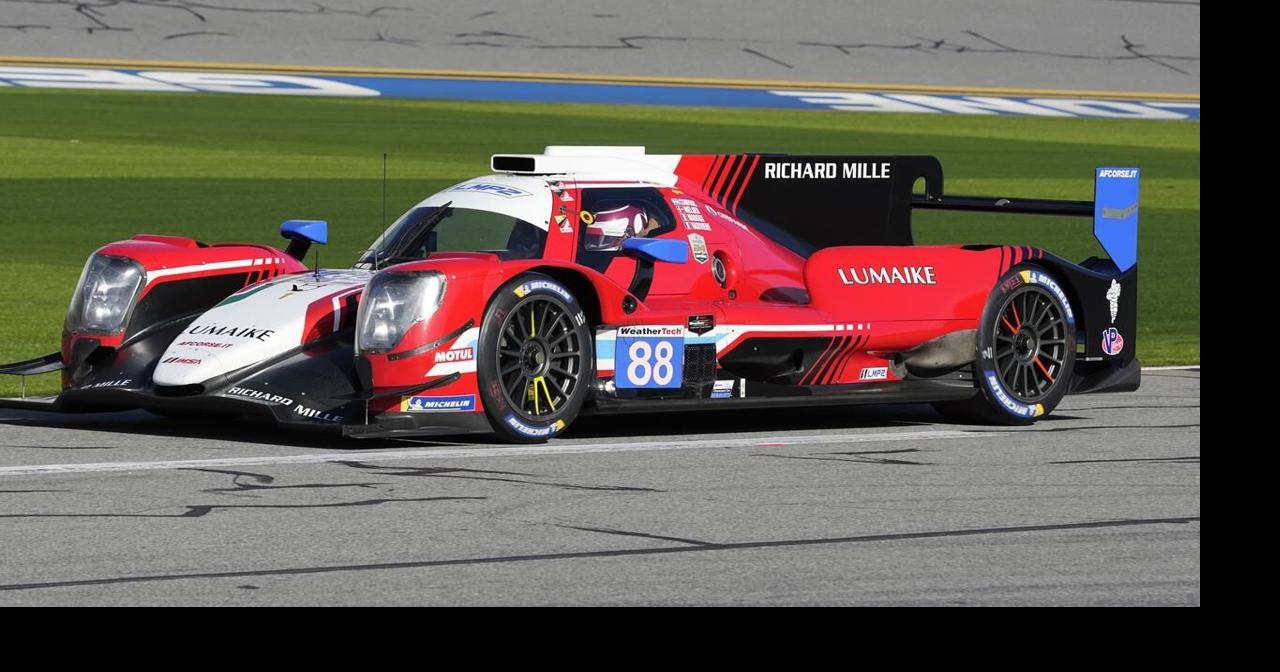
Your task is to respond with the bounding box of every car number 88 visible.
[616,336,684,389]
[627,340,676,386]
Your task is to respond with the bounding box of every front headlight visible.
[356,271,446,353]
[64,254,145,334]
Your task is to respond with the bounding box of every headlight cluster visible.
[64,254,145,334]
[356,271,445,353]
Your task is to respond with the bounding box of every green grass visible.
[0,88,1199,395]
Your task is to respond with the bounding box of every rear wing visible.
[913,166,1140,272]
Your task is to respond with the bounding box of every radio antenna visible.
[379,152,388,270]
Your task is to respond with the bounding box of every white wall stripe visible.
[0,430,991,478]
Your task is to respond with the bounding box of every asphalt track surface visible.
[1,0,1200,94]
[0,369,1199,606]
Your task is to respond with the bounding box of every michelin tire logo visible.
[504,414,566,438]
[402,394,476,413]
[514,280,572,302]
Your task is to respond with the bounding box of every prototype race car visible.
[0,147,1141,442]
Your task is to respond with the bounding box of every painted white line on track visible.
[0,430,989,478]
[1142,365,1200,371]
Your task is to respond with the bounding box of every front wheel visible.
[477,273,592,442]
[935,264,1076,425]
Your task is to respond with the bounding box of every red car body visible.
[1,147,1141,441]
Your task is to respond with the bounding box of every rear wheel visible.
[477,273,592,442]
[935,265,1076,425]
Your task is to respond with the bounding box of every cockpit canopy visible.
[355,176,552,267]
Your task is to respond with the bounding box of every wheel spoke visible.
[1034,356,1055,383]
[506,372,528,401]
[550,316,576,346]
[503,322,521,347]
[1038,318,1064,336]
[535,301,552,339]
[1000,356,1018,381]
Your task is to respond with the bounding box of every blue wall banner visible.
[0,66,1200,121]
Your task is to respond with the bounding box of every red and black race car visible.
[0,147,1141,442]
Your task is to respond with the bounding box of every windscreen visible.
[355,205,547,267]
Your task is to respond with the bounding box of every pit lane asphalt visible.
[0,369,1199,606]
[2,0,1200,94]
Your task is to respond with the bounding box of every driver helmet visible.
[583,204,650,252]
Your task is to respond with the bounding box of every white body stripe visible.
[145,258,260,284]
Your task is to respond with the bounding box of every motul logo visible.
[434,348,474,363]
[838,266,937,285]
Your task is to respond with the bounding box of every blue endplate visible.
[281,219,329,246]
[1093,168,1139,272]
[622,237,688,264]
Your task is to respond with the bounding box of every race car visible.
[0,147,1141,442]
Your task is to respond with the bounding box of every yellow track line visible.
[0,55,1200,102]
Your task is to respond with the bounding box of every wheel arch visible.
[1018,253,1090,345]
[523,265,603,328]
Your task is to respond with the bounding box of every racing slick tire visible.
[477,273,592,443]
[934,264,1076,425]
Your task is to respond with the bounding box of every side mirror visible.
[280,219,328,260]
[621,238,688,264]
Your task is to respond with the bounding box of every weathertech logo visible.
[838,266,937,285]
